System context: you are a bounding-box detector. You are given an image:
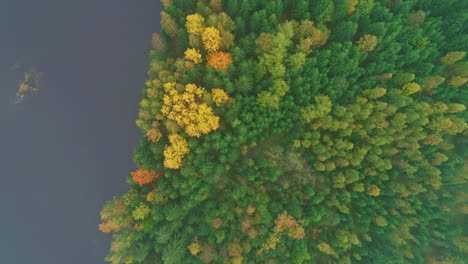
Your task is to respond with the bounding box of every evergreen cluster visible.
[100,0,468,263]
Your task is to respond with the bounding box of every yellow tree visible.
[163,133,190,169]
[202,27,221,53]
[211,88,230,105]
[185,14,205,35]
[161,83,220,137]
[184,48,202,64]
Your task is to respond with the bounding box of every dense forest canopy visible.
[99,0,468,263]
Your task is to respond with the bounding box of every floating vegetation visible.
[16,69,41,103]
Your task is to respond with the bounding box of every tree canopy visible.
[100,0,468,263]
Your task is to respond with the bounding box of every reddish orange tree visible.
[207,51,233,71]
[130,168,160,185]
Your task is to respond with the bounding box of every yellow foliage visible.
[131,203,150,220]
[447,103,466,113]
[186,14,205,35]
[202,27,221,53]
[16,70,41,103]
[274,211,301,232]
[288,226,305,239]
[188,241,202,256]
[374,216,388,226]
[146,191,155,202]
[246,205,256,215]
[160,0,172,7]
[163,133,190,169]
[317,242,336,256]
[247,228,258,239]
[402,82,421,95]
[441,51,466,65]
[449,76,467,87]
[146,121,162,142]
[184,48,202,64]
[227,242,243,257]
[380,73,393,82]
[99,220,120,233]
[348,0,359,14]
[273,211,305,239]
[257,232,280,254]
[161,83,220,137]
[133,223,144,231]
[231,256,243,264]
[211,88,230,106]
[367,184,381,196]
[357,34,378,52]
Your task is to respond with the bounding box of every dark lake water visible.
[0,1,162,263]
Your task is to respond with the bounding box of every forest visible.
[99,0,468,263]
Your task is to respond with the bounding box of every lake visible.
[0,1,162,263]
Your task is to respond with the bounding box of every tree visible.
[441,51,466,65]
[163,133,190,169]
[99,220,120,233]
[161,83,220,137]
[447,103,466,113]
[131,168,160,185]
[257,91,280,108]
[423,76,445,90]
[132,203,150,220]
[184,48,202,64]
[185,14,205,35]
[152,33,165,51]
[161,12,179,38]
[367,184,381,196]
[102,1,468,263]
[211,88,230,105]
[363,87,387,99]
[356,0,374,16]
[406,10,425,26]
[202,27,221,53]
[188,241,202,256]
[402,82,421,95]
[208,0,222,13]
[394,72,416,85]
[347,0,359,14]
[448,76,467,87]
[160,0,173,7]
[206,51,233,71]
[357,34,378,52]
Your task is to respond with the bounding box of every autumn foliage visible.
[206,51,232,71]
[163,133,190,169]
[211,88,230,106]
[101,1,468,263]
[185,14,205,35]
[273,211,305,239]
[99,220,120,233]
[130,168,159,185]
[184,48,202,64]
[202,27,221,53]
[161,82,220,137]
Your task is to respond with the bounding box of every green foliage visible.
[162,235,187,264]
[101,1,468,263]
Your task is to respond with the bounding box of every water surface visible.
[0,1,162,263]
